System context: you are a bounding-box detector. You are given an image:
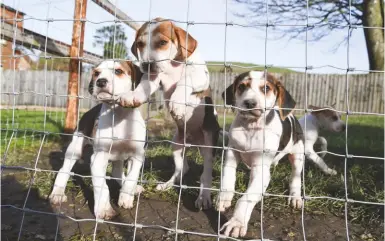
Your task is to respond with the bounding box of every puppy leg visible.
[216,149,240,212]
[221,161,270,238]
[49,134,85,204]
[315,136,327,158]
[91,151,116,220]
[288,151,304,208]
[195,133,215,209]
[156,132,189,190]
[125,159,144,194]
[118,148,145,209]
[306,147,337,175]
[112,160,124,186]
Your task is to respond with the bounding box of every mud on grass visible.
[1,115,384,240]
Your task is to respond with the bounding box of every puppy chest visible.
[229,128,281,152]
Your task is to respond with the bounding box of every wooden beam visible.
[1,22,102,64]
[64,0,88,133]
[91,0,140,30]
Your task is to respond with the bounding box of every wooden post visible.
[64,0,88,133]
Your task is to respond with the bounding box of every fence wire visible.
[1,0,384,241]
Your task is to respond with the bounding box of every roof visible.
[1,3,26,16]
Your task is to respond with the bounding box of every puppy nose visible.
[96,78,107,88]
[243,100,257,109]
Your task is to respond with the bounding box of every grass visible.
[1,108,384,234]
[206,61,295,73]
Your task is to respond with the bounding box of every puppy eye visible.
[260,85,270,93]
[115,69,123,75]
[137,41,145,48]
[238,83,246,92]
[94,71,100,77]
[159,40,168,46]
[331,116,338,121]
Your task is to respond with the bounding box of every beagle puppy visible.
[296,105,345,175]
[118,18,220,210]
[49,60,145,220]
[216,71,304,238]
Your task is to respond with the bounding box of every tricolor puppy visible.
[297,105,345,175]
[118,18,219,209]
[216,71,304,238]
[49,60,145,219]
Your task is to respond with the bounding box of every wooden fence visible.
[1,70,384,114]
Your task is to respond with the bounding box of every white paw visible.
[156,181,174,191]
[327,168,337,175]
[288,195,302,209]
[49,187,68,205]
[118,91,141,108]
[220,217,248,238]
[135,185,144,194]
[118,192,135,209]
[216,191,234,212]
[195,190,212,210]
[94,202,116,220]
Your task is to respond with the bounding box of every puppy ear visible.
[275,80,296,120]
[124,61,143,90]
[88,74,94,95]
[131,41,138,60]
[131,62,143,90]
[221,83,235,106]
[131,22,150,60]
[174,25,197,61]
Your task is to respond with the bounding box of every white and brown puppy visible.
[217,71,304,238]
[49,60,145,220]
[297,105,345,175]
[118,18,220,210]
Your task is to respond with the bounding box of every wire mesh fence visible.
[1,0,384,240]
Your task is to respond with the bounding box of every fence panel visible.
[1,70,383,113]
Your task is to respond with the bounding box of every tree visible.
[234,0,384,71]
[93,24,128,59]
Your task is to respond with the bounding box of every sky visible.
[3,0,370,74]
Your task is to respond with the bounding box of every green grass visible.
[1,108,383,230]
[206,61,295,73]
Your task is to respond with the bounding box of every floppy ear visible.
[131,62,143,90]
[131,34,139,60]
[174,25,197,61]
[221,83,235,106]
[88,74,94,95]
[276,81,296,120]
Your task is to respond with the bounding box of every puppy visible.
[297,105,345,175]
[216,71,304,238]
[118,18,220,209]
[49,60,145,219]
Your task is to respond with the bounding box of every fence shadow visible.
[1,174,64,241]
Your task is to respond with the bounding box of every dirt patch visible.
[1,130,384,240]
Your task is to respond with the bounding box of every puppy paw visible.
[49,187,67,205]
[94,203,117,220]
[215,191,234,212]
[288,195,302,209]
[135,185,144,194]
[220,217,248,238]
[156,181,174,191]
[118,91,141,108]
[327,168,337,175]
[118,192,135,209]
[195,190,212,210]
